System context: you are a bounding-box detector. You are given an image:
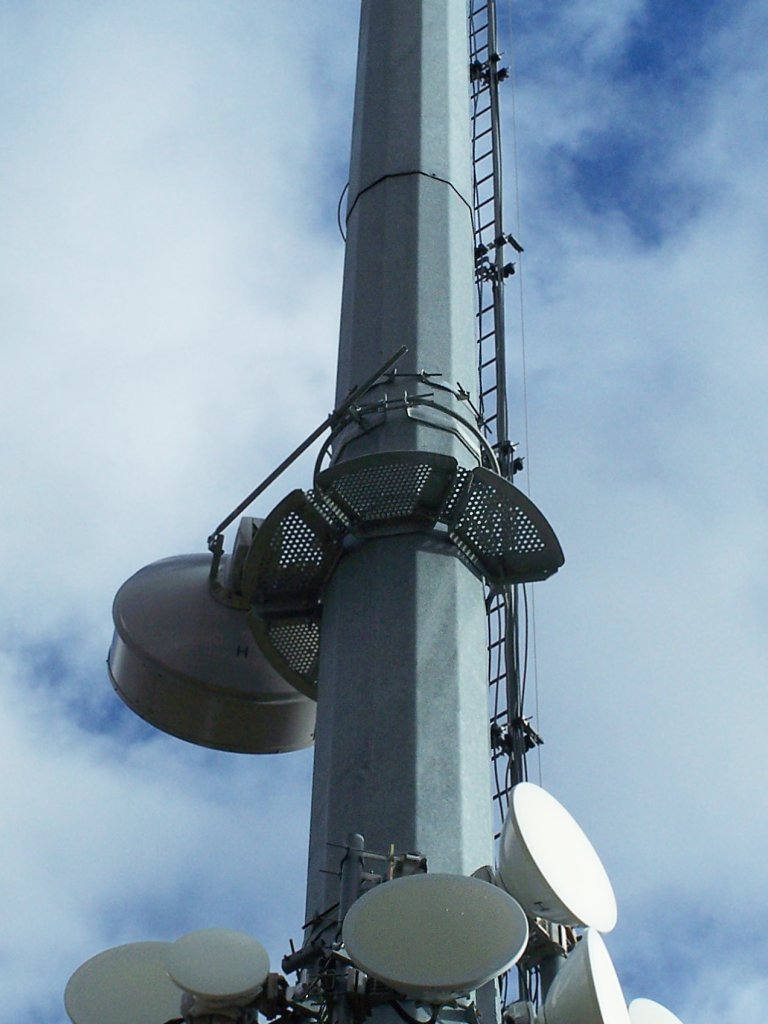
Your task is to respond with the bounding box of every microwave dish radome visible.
[342,873,528,1004]
[498,782,617,931]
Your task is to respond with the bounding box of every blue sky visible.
[1,2,766,1022]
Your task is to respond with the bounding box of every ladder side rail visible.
[485,0,512,477]
[470,0,531,828]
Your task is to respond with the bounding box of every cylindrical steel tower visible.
[66,7,654,1024]
[305,0,494,920]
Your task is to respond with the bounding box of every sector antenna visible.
[66,3,690,1024]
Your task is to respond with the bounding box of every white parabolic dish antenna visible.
[109,553,316,754]
[498,782,617,931]
[64,941,180,1024]
[164,928,270,1003]
[540,929,630,1024]
[629,998,685,1024]
[342,873,529,1004]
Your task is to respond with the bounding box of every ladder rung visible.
[475,170,494,187]
[471,105,492,120]
[473,125,493,142]
[474,195,494,211]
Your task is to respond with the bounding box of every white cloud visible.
[0,650,312,1021]
[498,0,768,1012]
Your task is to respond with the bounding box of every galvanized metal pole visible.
[306,0,493,932]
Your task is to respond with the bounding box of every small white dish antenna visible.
[64,941,180,1024]
[498,782,617,931]
[342,873,529,1004]
[629,998,685,1024]
[540,929,630,1024]
[164,928,270,1003]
